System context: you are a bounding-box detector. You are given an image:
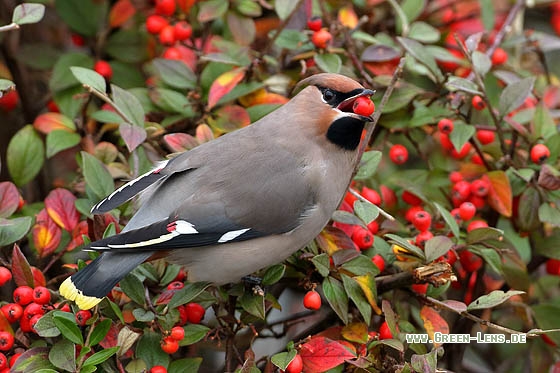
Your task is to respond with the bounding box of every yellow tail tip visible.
[59,277,103,310]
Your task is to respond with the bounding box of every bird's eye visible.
[323,89,335,103]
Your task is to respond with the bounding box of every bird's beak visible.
[337,89,376,122]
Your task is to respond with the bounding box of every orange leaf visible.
[65,220,89,252]
[11,243,35,287]
[207,68,246,109]
[33,209,62,258]
[486,171,512,217]
[45,188,80,231]
[420,305,449,348]
[195,124,214,143]
[109,0,136,28]
[33,113,75,134]
[238,88,288,107]
[341,322,369,344]
[300,336,356,373]
[338,5,359,28]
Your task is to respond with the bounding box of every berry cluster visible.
[146,0,193,61]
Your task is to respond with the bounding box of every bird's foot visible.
[242,275,264,296]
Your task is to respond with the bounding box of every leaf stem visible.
[0,23,19,33]
[83,84,132,126]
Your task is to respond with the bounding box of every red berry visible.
[0,267,11,286]
[476,129,495,145]
[23,303,45,321]
[286,354,303,373]
[311,29,332,49]
[491,47,508,65]
[546,259,560,275]
[150,366,168,373]
[471,153,484,166]
[76,310,92,326]
[1,304,23,323]
[380,185,397,208]
[174,268,186,282]
[155,0,176,16]
[452,180,471,202]
[389,144,408,165]
[437,118,454,134]
[439,132,454,151]
[405,205,424,222]
[167,281,184,290]
[353,96,375,117]
[146,15,169,34]
[9,353,21,367]
[46,100,59,113]
[412,211,432,232]
[307,16,322,31]
[459,251,483,272]
[185,303,205,324]
[367,220,379,234]
[161,336,179,354]
[0,332,14,351]
[530,144,550,164]
[303,290,322,310]
[30,314,42,332]
[33,286,51,305]
[361,187,381,205]
[449,171,463,184]
[352,226,374,250]
[71,33,85,46]
[542,334,557,347]
[13,286,33,306]
[162,47,182,60]
[372,254,385,273]
[94,60,112,80]
[470,179,489,197]
[411,283,428,294]
[0,91,19,112]
[177,305,188,326]
[458,202,476,221]
[159,25,176,45]
[169,326,185,341]
[343,191,358,207]
[0,353,6,370]
[415,230,433,247]
[173,21,192,41]
[379,321,393,340]
[402,191,422,206]
[471,95,486,110]
[450,142,472,159]
[450,208,461,222]
[467,220,488,232]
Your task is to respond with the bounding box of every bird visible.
[60,73,375,310]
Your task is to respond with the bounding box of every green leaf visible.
[354,201,379,225]
[445,76,483,95]
[7,125,44,186]
[239,293,265,319]
[80,151,114,201]
[516,187,541,231]
[12,3,45,25]
[341,255,379,277]
[111,85,145,127]
[323,276,349,324]
[355,151,382,180]
[480,0,495,30]
[50,53,93,92]
[271,350,297,370]
[332,210,366,227]
[125,359,147,373]
[0,217,32,246]
[119,273,146,305]
[275,0,298,20]
[478,247,503,274]
[48,339,76,372]
[136,330,170,368]
[408,21,439,43]
[178,324,210,346]
[70,66,106,93]
[424,236,453,263]
[46,130,80,158]
[382,83,424,113]
[397,37,443,83]
[466,227,504,244]
[312,253,331,277]
[467,290,525,311]
[169,282,211,309]
[151,88,193,116]
[152,59,196,90]
[198,0,228,22]
[449,122,475,152]
[34,311,61,338]
[472,51,491,77]
[53,312,83,345]
[262,264,286,286]
[274,29,308,49]
[385,233,426,261]
[55,0,107,37]
[533,304,560,346]
[433,202,460,238]
[341,274,372,324]
[0,79,14,91]
[539,203,560,227]
[169,358,203,373]
[88,319,112,347]
[91,110,123,124]
[132,308,155,322]
[105,29,148,64]
[533,103,557,140]
[83,347,118,366]
[498,77,535,117]
[314,54,342,74]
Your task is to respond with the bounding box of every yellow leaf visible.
[338,5,359,29]
[341,322,369,344]
[354,273,382,315]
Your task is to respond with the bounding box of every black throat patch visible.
[326,116,365,150]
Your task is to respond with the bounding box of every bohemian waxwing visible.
[60,73,375,310]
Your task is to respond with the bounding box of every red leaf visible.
[300,337,356,373]
[45,188,79,231]
[156,289,180,305]
[33,209,62,258]
[12,243,35,287]
[207,68,246,109]
[486,171,512,217]
[163,133,199,152]
[65,220,89,252]
[31,266,46,287]
[109,0,136,28]
[0,181,20,218]
[99,323,120,349]
[208,105,251,133]
[119,122,147,152]
[420,305,449,348]
[33,113,75,134]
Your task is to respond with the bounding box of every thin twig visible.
[83,84,133,126]
[349,187,395,221]
[0,22,19,33]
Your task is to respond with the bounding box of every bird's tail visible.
[60,251,152,310]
